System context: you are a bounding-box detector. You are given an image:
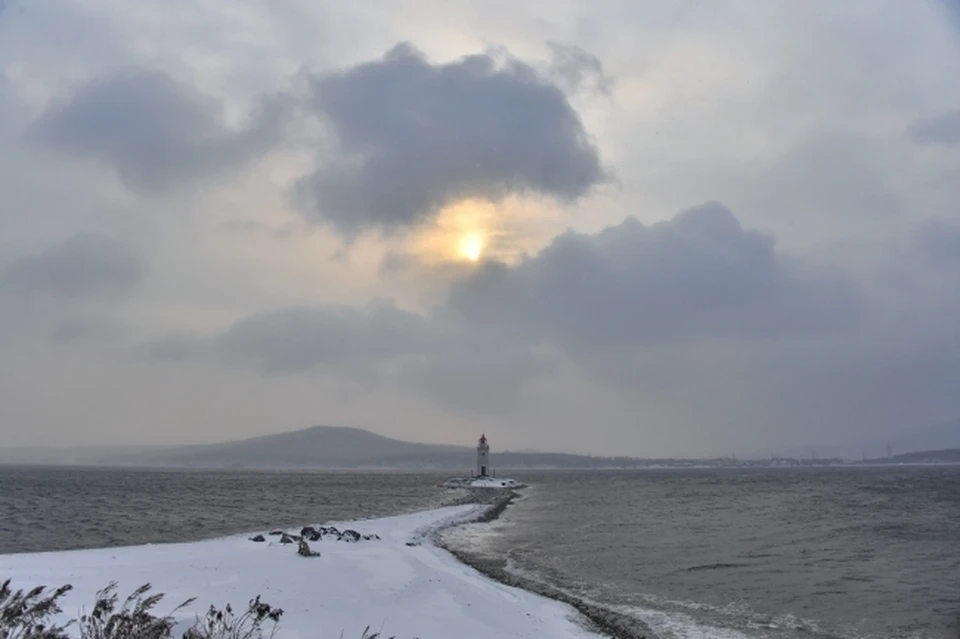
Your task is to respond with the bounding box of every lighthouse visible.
[476,434,490,477]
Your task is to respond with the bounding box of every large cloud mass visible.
[448,203,861,348]
[30,69,287,192]
[144,204,862,413]
[296,43,607,233]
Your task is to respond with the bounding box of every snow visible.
[0,504,599,639]
[441,476,526,489]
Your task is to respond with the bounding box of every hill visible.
[110,426,473,469]
[0,425,659,470]
[884,448,960,464]
[752,418,960,461]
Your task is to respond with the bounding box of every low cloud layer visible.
[915,217,960,267]
[296,43,607,233]
[143,204,863,413]
[1,233,143,300]
[30,69,287,192]
[908,110,960,146]
[215,303,435,375]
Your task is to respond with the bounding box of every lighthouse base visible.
[441,476,525,489]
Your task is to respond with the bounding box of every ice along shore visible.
[0,502,604,639]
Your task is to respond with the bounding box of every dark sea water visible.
[1,465,958,639]
[443,467,960,639]
[0,467,449,553]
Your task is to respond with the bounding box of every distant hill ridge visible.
[118,425,472,468]
[2,420,959,469]
[884,448,960,464]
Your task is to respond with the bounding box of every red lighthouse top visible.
[479,433,487,444]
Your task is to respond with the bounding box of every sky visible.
[1,0,960,457]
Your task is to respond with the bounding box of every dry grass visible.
[0,578,73,638]
[76,583,193,639]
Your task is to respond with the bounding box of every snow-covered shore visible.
[0,504,600,639]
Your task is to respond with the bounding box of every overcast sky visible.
[1,0,959,456]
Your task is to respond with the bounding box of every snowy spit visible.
[0,504,599,639]
[441,477,526,489]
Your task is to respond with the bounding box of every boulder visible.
[249,534,266,542]
[340,529,361,543]
[297,539,320,558]
[280,534,294,544]
[268,530,284,536]
[362,534,381,541]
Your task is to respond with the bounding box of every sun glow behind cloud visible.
[407,196,562,267]
[410,199,498,265]
[458,232,485,262]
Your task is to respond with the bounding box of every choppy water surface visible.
[443,467,960,639]
[0,467,449,553]
[1,465,958,638]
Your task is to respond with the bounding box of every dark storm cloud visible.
[447,202,862,348]
[295,43,607,234]
[1,233,143,300]
[29,69,287,192]
[908,110,960,146]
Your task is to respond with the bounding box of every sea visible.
[0,465,957,639]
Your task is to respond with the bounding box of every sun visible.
[457,232,485,262]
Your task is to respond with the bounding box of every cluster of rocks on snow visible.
[249,525,381,557]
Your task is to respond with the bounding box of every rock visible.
[322,526,340,537]
[268,530,284,536]
[301,526,322,542]
[297,539,320,558]
[362,534,381,541]
[249,534,266,542]
[405,541,419,547]
[340,529,361,542]
[280,534,294,544]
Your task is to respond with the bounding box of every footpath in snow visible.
[0,504,600,639]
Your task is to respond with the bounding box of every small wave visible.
[686,562,751,572]
[618,605,755,639]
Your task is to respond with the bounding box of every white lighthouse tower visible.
[476,434,490,477]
